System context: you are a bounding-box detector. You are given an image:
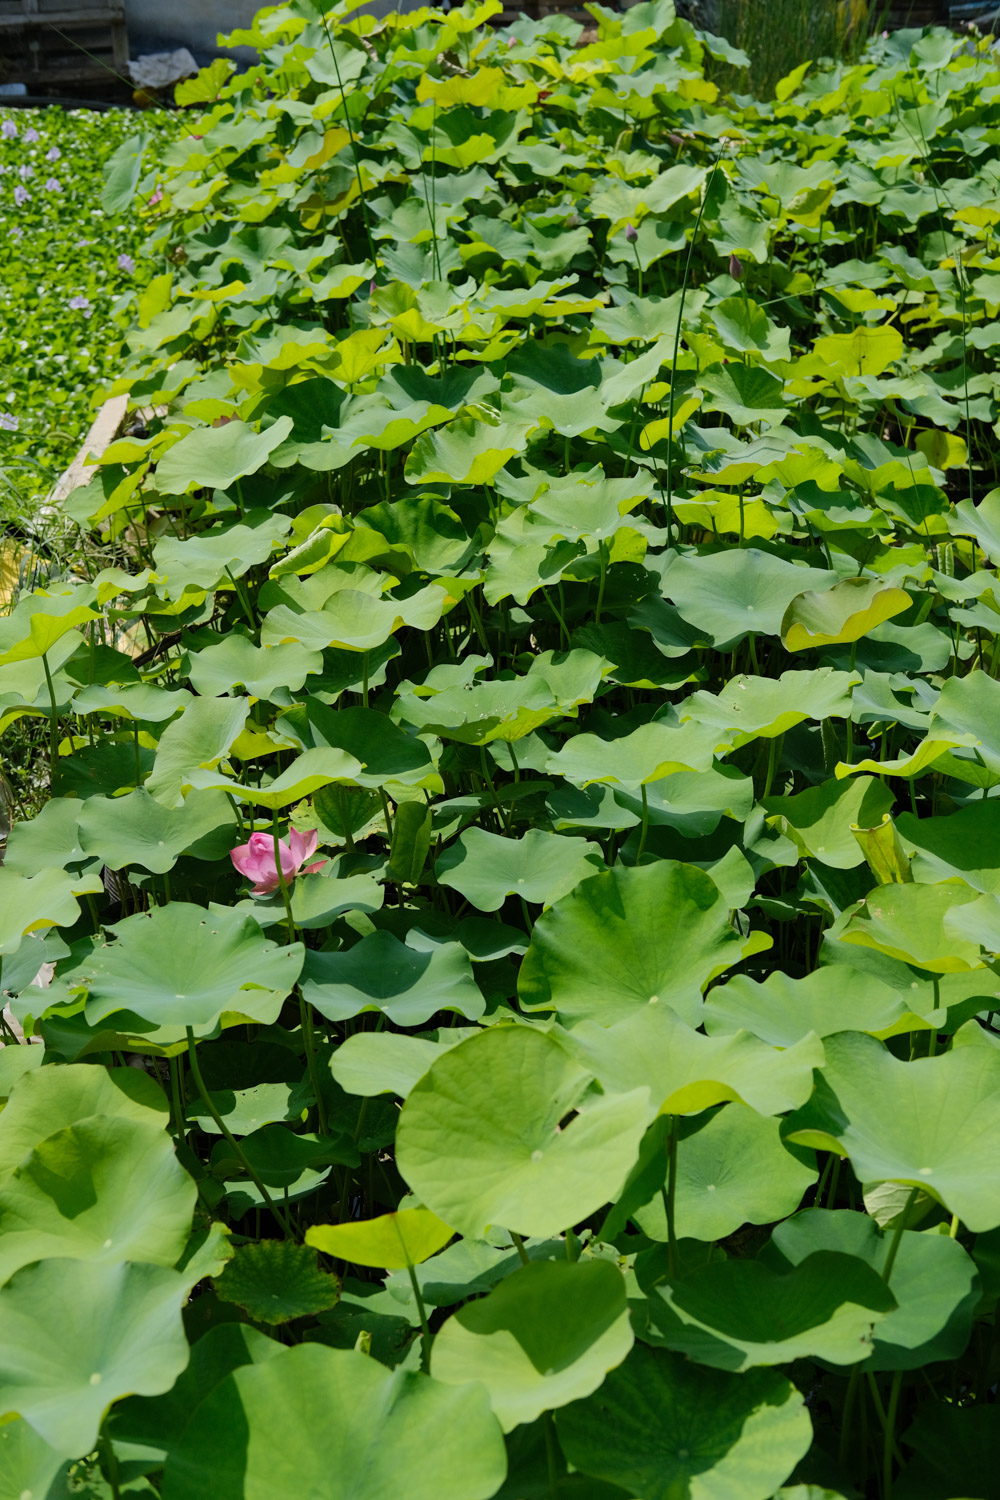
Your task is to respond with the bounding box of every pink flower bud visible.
[230,828,323,896]
[625,222,638,243]
[729,253,744,280]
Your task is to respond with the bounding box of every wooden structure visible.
[0,0,128,90]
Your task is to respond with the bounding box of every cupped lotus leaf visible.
[146,695,250,808]
[0,1114,196,1286]
[329,1031,468,1099]
[699,363,787,427]
[214,1241,340,1325]
[518,861,755,1028]
[705,968,916,1045]
[186,1081,304,1137]
[710,297,791,362]
[184,635,323,698]
[307,1206,454,1268]
[74,903,304,1036]
[247,867,382,931]
[436,827,603,912]
[546,718,717,788]
[225,747,366,810]
[301,931,484,1025]
[783,1030,1000,1230]
[395,1026,649,1240]
[768,1209,981,1370]
[562,1005,823,1120]
[163,1343,506,1500]
[0,1063,167,1174]
[781,576,911,651]
[680,669,859,751]
[76,787,237,874]
[405,414,530,486]
[813,324,904,376]
[526,474,650,543]
[660,549,836,649]
[634,1105,817,1244]
[556,1344,811,1500]
[0,1256,194,1458]
[395,650,608,745]
[838,880,985,972]
[0,867,104,956]
[262,583,446,654]
[646,1251,894,1370]
[431,1259,633,1431]
[153,416,294,494]
[763,775,895,869]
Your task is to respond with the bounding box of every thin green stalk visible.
[319,12,377,268]
[883,1369,904,1499]
[40,650,60,765]
[543,1411,560,1500]
[185,1026,294,1238]
[882,1187,919,1286]
[404,1258,432,1371]
[665,1116,679,1279]
[510,1230,531,1267]
[637,783,650,862]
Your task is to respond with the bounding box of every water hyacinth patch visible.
[3,4,1000,1499]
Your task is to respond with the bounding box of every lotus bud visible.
[625,222,638,243]
[729,253,744,281]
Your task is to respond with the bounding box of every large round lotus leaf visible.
[767,1209,981,1371]
[680,669,858,751]
[0,1416,66,1500]
[184,635,323,699]
[1,796,90,876]
[646,1250,894,1370]
[783,1031,1000,1231]
[72,903,304,1036]
[897,800,1000,892]
[634,1105,816,1243]
[704,968,916,1045]
[301,931,484,1025]
[162,1344,507,1500]
[545,718,718,789]
[837,881,985,973]
[556,1344,811,1500]
[329,1031,467,1099]
[0,1063,167,1174]
[395,1026,649,1240]
[307,1206,454,1268]
[0,1114,196,1286]
[145,695,250,809]
[659,548,835,649]
[0,587,99,667]
[762,775,895,870]
[214,1241,340,1325]
[77,787,238,874]
[518,861,750,1028]
[562,1004,823,1119]
[395,650,607,746]
[153,419,294,496]
[0,1257,193,1458]
[436,827,603,911]
[431,1259,633,1431]
[281,702,437,789]
[0,867,104,957]
[781,576,911,651]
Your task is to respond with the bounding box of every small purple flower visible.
[0,412,18,432]
[13,185,29,206]
[45,145,60,162]
[1,120,17,140]
[69,294,93,315]
[23,127,39,144]
[625,222,638,243]
[117,252,135,272]
[44,177,61,192]
[18,164,33,180]
[729,253,744,280]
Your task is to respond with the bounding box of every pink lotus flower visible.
[230,828,323,896]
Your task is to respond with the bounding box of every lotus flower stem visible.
[881,1186,919,1286]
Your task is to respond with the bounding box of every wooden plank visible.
[42,392,128,522]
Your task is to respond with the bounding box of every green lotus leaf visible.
[0,587,99,667]
[562,1004,823,1119]
[307,1206,455,1268]
[546,717,718,788]
[184,635,323,698]
[153,416,294,494]
[436,827,603,912]
[279,701,436,788]
[214,1241,340,1325]
[73,903,304,1036]
[781,576,911,651]
[1,796,91,877]
[0,1257,194,1458]
[768,1209,981,1370]
[225,747,367,810]
[647,1250,894,1370]
[525,473,650,543]
[0,867,104,957]
[152,511,293,594]
[519,861,759,1028]
[813,324,904,376]
[0,1416,66,1500]
[405,413,530,486]
[783,1030,1000,1230]
[396,1026,649,1240]
[897,801,1000,892]
[896,1401,1000,1500]
[0,1062,167,1174]
[660,549,835,649]
[0,1113,196,1287]
[245,867,383,930]
[634,1104,817,1243]
[329,1031,469,1099]
[186,1081,305,1137]
[394,649,608,745]
[431,1259,633,1431]
[76,787,237,875]
[838,880,985,972]
[163,1344,506,1500]
[261,583,446,654]
[301,931,484,1026]
[710,296,792,362]
[699,363,787,427]
[705,967,919,1045]
[146,695,250,808]
[681,669,858,751]
[763,774,895,869]
[556,1345,811,1500]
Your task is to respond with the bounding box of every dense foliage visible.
[2,3,1000,1496]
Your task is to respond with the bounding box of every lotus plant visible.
[230,827,323,895]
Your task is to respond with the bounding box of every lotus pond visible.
[2,3,1000,1497]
